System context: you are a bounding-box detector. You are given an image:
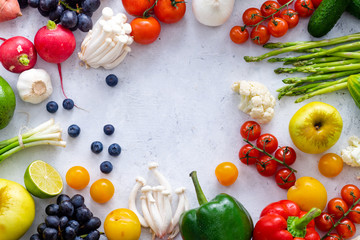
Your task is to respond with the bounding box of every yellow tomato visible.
[90,178,115,203]
[215,162,238,186]
[318,153,343,178]
[104,208,141,240]
[66,166,90,190]
[287,176,327,211]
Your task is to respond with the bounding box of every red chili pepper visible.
[253,200,321,240]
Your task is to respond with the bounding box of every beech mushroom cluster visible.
[129,162,189,240]
[78,7,133,69]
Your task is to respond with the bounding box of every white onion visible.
[192,0,235,27]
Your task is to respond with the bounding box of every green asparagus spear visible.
[281,70,360,83]
[291,57,346,66]
[294,82,348,103]
[263,41,309,48]
[331,51,360,59]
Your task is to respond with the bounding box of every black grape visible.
[28,0,39,8]
[18,0,29,8]
[39,0,58,12]
[38,7,50,16]
[81,0,100,13]
[77,13,92,32]
[49,4,65,22]
[60,10,78,29]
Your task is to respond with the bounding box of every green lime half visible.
[24,160,63,199]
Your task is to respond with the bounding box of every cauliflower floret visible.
[232,81,276,124]
[341,136,360,167]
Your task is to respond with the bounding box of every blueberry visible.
[42,227,58,240]
[63,226,77,240]
[57,194,71,204]
[91,141,103,154]
[75,206,92,223]
[45,204,59,215]
[100,161,113,174]
[71,194,85,208]
[108,143,121,156]
[84,230,100,240]
[59,200,75,217]
[30,233,42,240]
[45,215,60,228]
[67,220,80,232]
[63,98,74,110]
[46,101,58,113]
[103,124,115,135]
[37,222,47,235]
[105,74,118,87]
[59,216,69,230]
[68,124,81,138]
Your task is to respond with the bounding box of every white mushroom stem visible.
[161,190,173,238]
[141,195,157,234]
[168,187,186,235]
[142,186,162,237]
[103,46,131,69]
[153,185,165,215]
[148,162,172,195]
[128,177,148,227]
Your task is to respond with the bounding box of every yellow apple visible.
[0,178,35,240]
[289,101,343,154]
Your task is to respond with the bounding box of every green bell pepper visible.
[179,171,254,240]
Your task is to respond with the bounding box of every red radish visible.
[0,36,37,73]
[34,20,76,98]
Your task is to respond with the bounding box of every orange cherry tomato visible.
[318,153,343,178]
[66,166,90,190]
[130,17,161,44]
[230,26,249,44]
[90,178,115,203]
[215,162,238,186]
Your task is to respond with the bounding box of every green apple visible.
[0,178,35,240]
[289,101,343,154]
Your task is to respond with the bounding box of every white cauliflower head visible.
[232,81,276,124]
[341,136,360,167]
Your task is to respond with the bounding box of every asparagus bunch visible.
[244,33,360,103]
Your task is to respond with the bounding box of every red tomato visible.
[277,0,292,4]
[323,233,340,240]
[239,144,260,165]
[315,212,334,232]
[242,8,263,26]
[230,26,249,44]
[328,198,349,219]
[280,9,299,28]
[336,218,356,239]
[122,0,156,16]
[348,204,360,224]
[268,17,288,38]
[130,17,161,44]
[251,25,271,45]
[261,1,281,17]
[256,133,278,153]
[256,155,278,177]
[154,0,186,24]
[275,168,296,189]
[312,0,323,7]
[275,146,297,166]
[240,121,261,141]
[341,184,360,206]
[295,0,314,17]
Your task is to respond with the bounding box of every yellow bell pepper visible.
[287,176,327,211]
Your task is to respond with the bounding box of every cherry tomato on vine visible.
[341,184,360,206]
[318,153,343,178]
[275,146,296,166]
[90,178,115,203]
[66,166,90,190]
[256,155,278,177]
[240,121,261,141]
[348,204,360,224]
[261,1,281,17]
[256,133,278,153]
[242,8,263,26]
[295,0,314,17]
[336,218,356,239]
[154,0,186,24]
[268,17,288,38]
[230,26,249,44]
[323,233,340,240]
[328,198,349,219]
[315,212,334,232]
[280,9,299,28]
[275,168,296,189]
[130,17,161,44]
[215,162,238,186]
[122,0,156,16]
[239,144,260,165]
[251,25,271,45]
[277,0,292,5]
[312,0,323,8]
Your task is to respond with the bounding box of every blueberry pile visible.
[20,0,101,32]
[30,194,101,240]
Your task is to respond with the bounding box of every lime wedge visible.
[24,160,63,199]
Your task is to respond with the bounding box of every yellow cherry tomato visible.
[90,178,115,203]
[66,166,90,190]
[318,153,343,178]
[215,162,238,186]
[104,208,141,240]
[287,176,327,211]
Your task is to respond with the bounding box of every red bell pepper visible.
[253,200,321,240]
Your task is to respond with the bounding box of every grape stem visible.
[59,0,81,13]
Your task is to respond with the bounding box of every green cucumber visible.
[308,0,350,38]
[348,74,360,109]
[347,0,360,19]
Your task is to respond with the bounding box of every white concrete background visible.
[0,0,359,239]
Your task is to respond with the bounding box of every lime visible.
[24,160,63,199]
[0,76,16,129]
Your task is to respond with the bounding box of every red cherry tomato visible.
[323,233,340,240]
[328,198,349,219]
[130,17,161,44]
[341,184,360,206]
[256,155,278,177]
[242,8,263,26]
[154,0,186,24]
[275,168,296,189]
[240,121,261,141]
[295,0,314,17]
[239,144,260,165]
[256,133,278,153]
[122,0,156,16]
[230,26,249,44]
[315,212,334,232]
[348,204,360,224]
[268,17,288,38]
[280,9,299,28]
[261,1,281,17]
[277,0,292,4]
[336,218,356,239]
[275,146,297,166]
[312,0,323,8]
[251,25,271,45]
